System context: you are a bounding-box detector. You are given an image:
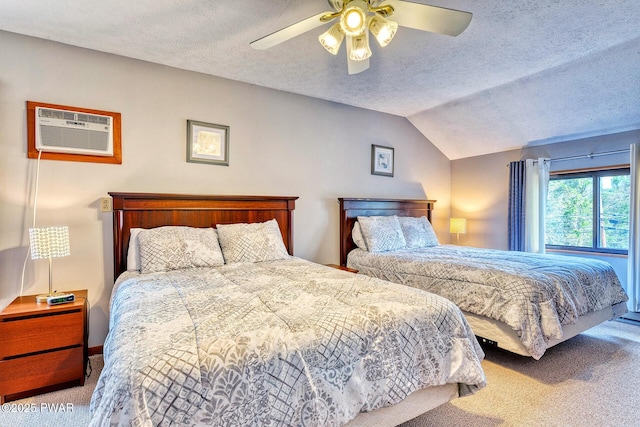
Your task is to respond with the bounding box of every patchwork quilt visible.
[90,258,486,426]
[348,245,628,359]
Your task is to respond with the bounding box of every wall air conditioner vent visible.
[35,106,113,156]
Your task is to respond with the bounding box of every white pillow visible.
[398,216,439,248]
[126,228,143,271]
[352,222,368,250]
[357,215,406,253]
[217,219,290,264]
[138,226,224,274]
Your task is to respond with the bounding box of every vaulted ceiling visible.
[1,0,639,159]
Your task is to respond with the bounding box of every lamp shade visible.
[449,218,467,235]
[29,226,70,260]
[319,22,345,55]
[369,15,398,47]
[349,32,372,61]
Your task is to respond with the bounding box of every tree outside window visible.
[545,169,630,254]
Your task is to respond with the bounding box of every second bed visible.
[339,198,628,359]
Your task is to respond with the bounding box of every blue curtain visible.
[508,160,526,251]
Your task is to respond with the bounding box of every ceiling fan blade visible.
[385,0,472,36]
[345,50,370,75]
[348,57,370,74]
[251,12,330,50]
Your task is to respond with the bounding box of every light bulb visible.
[340,1,368,36]
[345,9,363,29]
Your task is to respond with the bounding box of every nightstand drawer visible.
[0,347,84,397]
[0,310,84,359]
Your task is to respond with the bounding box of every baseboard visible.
[620,311,640,322]
[617,317,640,326]
[89,345,104,356]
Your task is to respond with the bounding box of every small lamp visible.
[349,32,372,61]
[369,15,398,47]
[449,218,467,243]
[29,226,70,303]
[319,22,345,55]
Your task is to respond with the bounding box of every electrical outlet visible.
[100,197,112,212]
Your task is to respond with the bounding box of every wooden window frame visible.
[27,101,122,164]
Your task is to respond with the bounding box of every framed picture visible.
[187,120,229,166]
[371,144,394,177]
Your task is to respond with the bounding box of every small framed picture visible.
[371,144,394,177]
[187,120,229,166]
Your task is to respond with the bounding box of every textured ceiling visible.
[1,0,639,159]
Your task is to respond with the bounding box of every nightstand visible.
[325,264,359,274]
[0,289,88,403]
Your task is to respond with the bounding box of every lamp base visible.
[35,292,58,303]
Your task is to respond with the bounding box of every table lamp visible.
[29,226,70,303]
[449,218,467,243]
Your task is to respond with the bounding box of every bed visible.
[89,192,486,427]
[338,198,629,360]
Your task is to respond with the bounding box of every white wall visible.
[0,31,451,347]
[450,149,521,249]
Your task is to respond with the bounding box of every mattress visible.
[90,258,486,426]
[347,245,628,359]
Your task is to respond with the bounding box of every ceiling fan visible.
[250,0,472,75]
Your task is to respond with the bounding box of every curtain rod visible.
[508,148,630,166]
[544,148,630,163]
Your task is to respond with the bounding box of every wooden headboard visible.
[338,198,436,267]
[110,193,298,278]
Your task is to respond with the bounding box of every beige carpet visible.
[401,319,640,427]
[2,320,638,427]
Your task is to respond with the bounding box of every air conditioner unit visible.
[35,106,113,156]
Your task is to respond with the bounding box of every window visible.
[545,168,630,254]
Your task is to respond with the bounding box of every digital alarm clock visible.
[46,293,75,305]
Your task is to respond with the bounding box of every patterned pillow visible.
[126,228,143,271]
[217,219,290,264]
[398,216,440,248]
[138,226,224,274]
[357,215,406,252]
[352,222,368,250]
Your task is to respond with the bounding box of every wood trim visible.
[89,345,104,356]
[26,100,122,164]
[0,290,88,403]
[325,264,359,273]
[110,193,298,278]
[338,198,436,267]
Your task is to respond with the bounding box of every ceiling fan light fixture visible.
[349,32,372,61]
[251,0,472,75]
[319,22,345,55]
[340,1,368,36]
[369,15,398,47]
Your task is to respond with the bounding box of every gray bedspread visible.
[348,245,628,359]
[90,258,486,426]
